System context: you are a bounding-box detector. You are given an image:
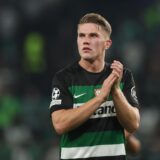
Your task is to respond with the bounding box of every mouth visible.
[82,47,92,52]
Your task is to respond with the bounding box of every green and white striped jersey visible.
[49,61,139,160]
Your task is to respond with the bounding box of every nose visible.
[83,41,90,45]
[83,36,90,45]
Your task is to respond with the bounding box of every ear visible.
[105,39,112,50]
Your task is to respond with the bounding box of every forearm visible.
[112,88,140,133]
[52,96,104,134]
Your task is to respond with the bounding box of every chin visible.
[80,53,91,58]
[81,56,95,62]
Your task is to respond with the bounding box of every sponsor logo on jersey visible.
[91,101,116,118]
[94,88,101,96]
[73,101,116,118]
[73,93,86,99]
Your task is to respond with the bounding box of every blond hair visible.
[78,13,112,37]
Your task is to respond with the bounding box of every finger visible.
[111,65,122,72]
[113,60,123,66]
[108,76,117,86]
[111,63,123,70]
[112,70,120,78]
[106,73,117,81]
[104,73,117,84]
[103,75,117,87]
[112,60,123,67]
[111,64,122,72]
[111,64,123,76]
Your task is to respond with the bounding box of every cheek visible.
[77,39,83,47]
[92,41,100,47]
[94,41,105,50]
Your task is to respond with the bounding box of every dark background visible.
[0,0,160,159]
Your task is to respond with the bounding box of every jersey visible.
[49,61,139,160]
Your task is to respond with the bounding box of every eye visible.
[90,33,98,38]
[78,33,85,38]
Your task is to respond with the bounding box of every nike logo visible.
[73,93,86,99]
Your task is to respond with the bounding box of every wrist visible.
[111,87,121,96]
[95,94,106,104]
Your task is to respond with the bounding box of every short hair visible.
[78,13,112,37]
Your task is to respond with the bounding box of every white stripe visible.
[73,101,114,108]
[90,112,116,118]
[73,101,117,118]
[61,144,126,159]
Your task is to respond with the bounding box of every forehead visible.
[78,23,105,34]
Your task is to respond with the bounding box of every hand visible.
[98,72,118,102]
[110,60,123,91]
[125,130,141,155]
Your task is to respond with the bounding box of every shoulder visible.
[53,61,81,84]
[122,66,136,88]
[123,67,134,81]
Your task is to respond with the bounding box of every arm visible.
[52,73,117,135]
[52,96,104,134]
[111,61,140,133]
[112,88,140,133]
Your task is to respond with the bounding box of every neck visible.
[79,59,105,73]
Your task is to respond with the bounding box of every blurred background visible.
[0,0,160,159]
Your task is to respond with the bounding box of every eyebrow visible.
[78,32,99,36]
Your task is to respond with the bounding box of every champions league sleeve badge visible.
[52,87,60,100]
[49,87,62,108]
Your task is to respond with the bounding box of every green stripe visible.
[68,85,101,103]
[61,130,124,148]
[68,83,124,103]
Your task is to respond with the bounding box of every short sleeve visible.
[123,69,140,108]
[49,73,73,114]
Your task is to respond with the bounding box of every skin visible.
[77,23,112,73]
[51,23,140,135]
[125,130,141,155]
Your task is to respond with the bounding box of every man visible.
[49,13,140,160]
